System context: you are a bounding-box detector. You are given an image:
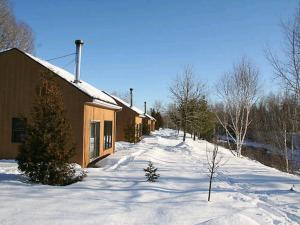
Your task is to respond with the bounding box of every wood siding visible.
[151,120,156,131]
[0,49,117,167]
[114,99,143,142]
[83,103,116,167]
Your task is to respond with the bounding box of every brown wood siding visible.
[114,99,143,142]
[151,121,156,131]
[0,49,92,166]
[83,103,116,167]
[135,116,143,141]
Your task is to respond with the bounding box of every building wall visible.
[151,120,156,131]
[135,116,143,141]
[83,103,116,167]
[114,100,142,142]
[147,119,152,130]
[0,49,91,166]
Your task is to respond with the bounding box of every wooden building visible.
[142,102,156,132]
[0,47,122,167]
[107,92,146,142]
[145,114,156,131]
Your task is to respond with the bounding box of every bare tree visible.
[169,65,204,141]
[266,6,300,98]
[216,58,259,157]
[165,103,181,132]
[206,141,223,202]
[252,93,299,173]
[152,100,165,114]
[0,0,34,52]
[265,6,300,172]
[111,90,130,103]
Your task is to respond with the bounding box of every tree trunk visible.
[291,134,294,173]
[284,128,289,173]
[208,172,213,201]
[236,135,242,157]
[193,132,196,141]
[183,130,186,142]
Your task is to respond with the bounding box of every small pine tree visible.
[16,73,77,185]
[144,161,160,182]
[124,120,136,143]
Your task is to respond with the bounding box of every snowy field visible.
[0,129,300,225]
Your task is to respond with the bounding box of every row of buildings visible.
[0,40,156,167]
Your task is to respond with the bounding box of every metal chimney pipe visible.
[144,101,146,115]
[74,39,84,83]
[130,88,133,107]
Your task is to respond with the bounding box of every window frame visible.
[89,121,100,161]
[104,121,113,150]
[11,117,27,143]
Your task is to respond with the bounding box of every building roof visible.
[1,48,120,109]
[107,94,146,118]
[145,113,156,121]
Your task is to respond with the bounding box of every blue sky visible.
[11,0,299,110]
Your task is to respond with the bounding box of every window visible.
[11,118,26,143]
[89,122,100,160]
[104,121,112,149]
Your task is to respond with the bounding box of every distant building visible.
[142,102,156,132]
[107,90,145,142]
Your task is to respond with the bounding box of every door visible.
[89,121,100,161]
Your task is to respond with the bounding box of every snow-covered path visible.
[0,129,300,225]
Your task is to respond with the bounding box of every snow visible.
[107,94,146,117]
[145,113,156,121]
[22,50,118,105]
[1,129,300,225]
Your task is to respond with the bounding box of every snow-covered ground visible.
[1,129,300,225]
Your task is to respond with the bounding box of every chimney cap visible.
[75,40,84,45]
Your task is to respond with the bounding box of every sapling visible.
[144,161,160,182]
[290,184,295,192]
[206,142,223,201]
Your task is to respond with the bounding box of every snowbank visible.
[0,129,300,225]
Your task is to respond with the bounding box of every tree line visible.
[164,6,300,174]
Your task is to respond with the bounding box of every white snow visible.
[23,51,117,105]
[1,129,300,225]
[145,113,156,121]
[108,94,146,117]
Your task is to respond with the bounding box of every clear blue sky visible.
[11,0,299,110]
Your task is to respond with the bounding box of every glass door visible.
[89,121,100,161]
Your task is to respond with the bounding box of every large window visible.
[11,118,26,143]
[104,121,112,149]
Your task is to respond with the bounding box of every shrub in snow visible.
[16,73,83,186]
[290,184,295,192]
[124,120,138,143]
[142,120,150,135]
[144,161,160,182]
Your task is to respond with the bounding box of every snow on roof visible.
[108,94,145,117]
[20,50,117,105]
[145,113,156,121]
[91,99,122,110]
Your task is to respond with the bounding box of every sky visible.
[11,0,299,110]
